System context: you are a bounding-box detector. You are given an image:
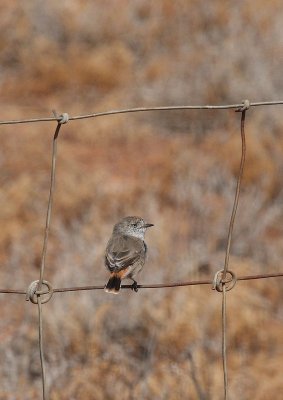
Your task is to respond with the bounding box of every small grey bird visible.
[104,216,154,294]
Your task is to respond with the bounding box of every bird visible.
[104,216,154,294]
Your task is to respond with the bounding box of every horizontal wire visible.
[1,100,283,125]
[0,271,282,295]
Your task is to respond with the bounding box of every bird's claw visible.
[131,281,139,292]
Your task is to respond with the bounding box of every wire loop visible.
[212,269,237,292]
[26,280,54,304]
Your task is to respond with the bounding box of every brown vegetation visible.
[0,1,283,399]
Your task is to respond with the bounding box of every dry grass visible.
[0,1,283,399]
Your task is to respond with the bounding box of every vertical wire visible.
[223,110,246,279]
[37,122,62,400]
[38,298,47,400]
[221,109,247,399]
[38,123,62,290]
[222,286,227,400]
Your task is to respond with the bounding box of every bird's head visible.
[113,216,154,239]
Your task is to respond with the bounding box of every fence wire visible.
[0,99,283,126]
[1,99,283,400]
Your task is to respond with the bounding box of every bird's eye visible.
[132,223,138,227]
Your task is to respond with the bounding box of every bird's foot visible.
[131,281,139,292]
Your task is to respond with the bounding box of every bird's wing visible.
[105,235,145,272]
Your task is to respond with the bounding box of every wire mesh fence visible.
[1,99,283,400]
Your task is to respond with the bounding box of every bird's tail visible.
[104,274,121,294]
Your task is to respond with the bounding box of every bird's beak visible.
[144,223,154,228]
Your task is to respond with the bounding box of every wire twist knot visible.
[26,280,54,304]
[212,269,237,292]
[236,99,250,112]
[58,113,69,124]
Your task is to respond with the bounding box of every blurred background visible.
[0,1,283,399]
